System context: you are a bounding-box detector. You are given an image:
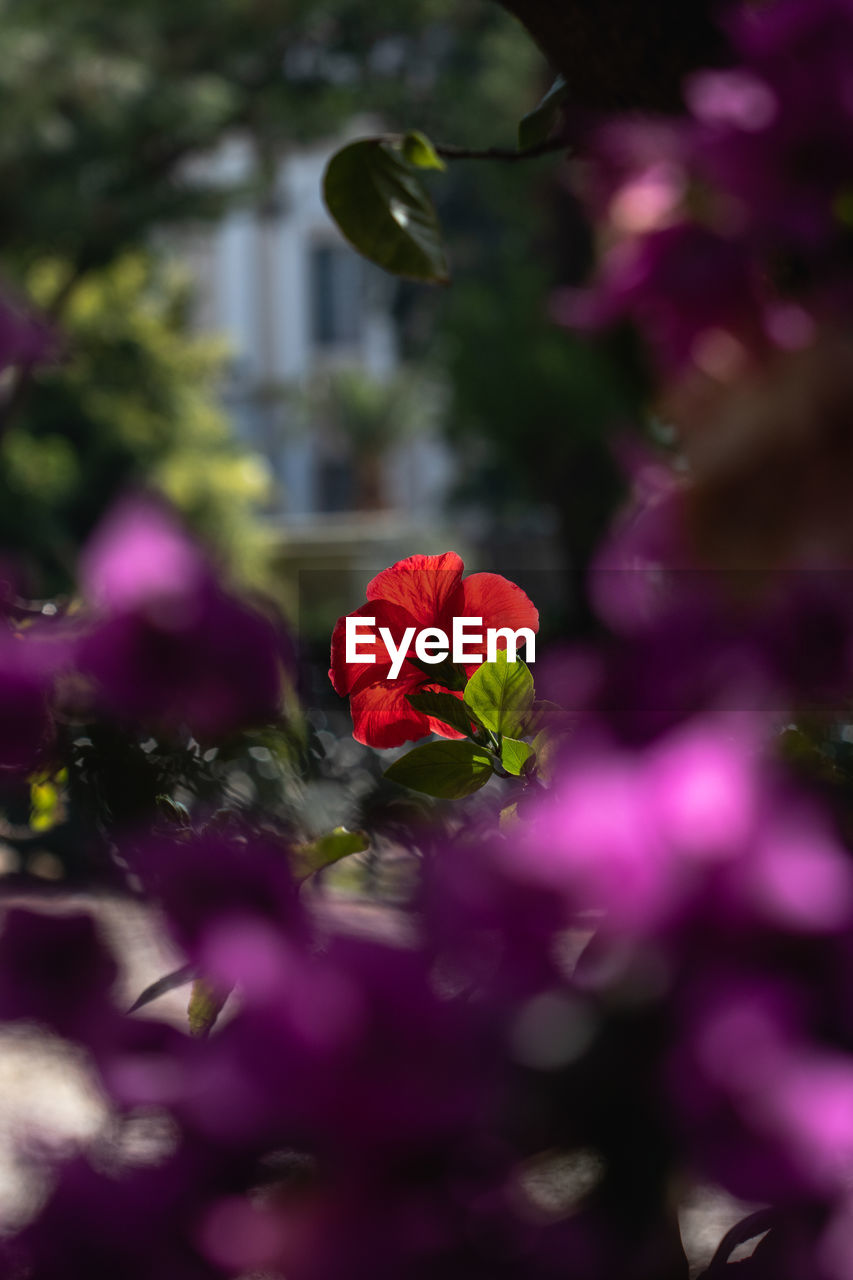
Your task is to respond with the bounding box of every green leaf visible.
[518,75,569,151]
[464,651,535,738]
[188,978,230,1039]
[29,767,67,833]
[501,737,535,776]
[30,780,59,832]
[406,688,476,736]
[401,130,446,171]
[385,739,493,798]
[499,801,520,832]
[531,729,571,783]
[128,964,195,1014]
[323,139,449,283]
[155,794,191,827]
[293,826,369,880]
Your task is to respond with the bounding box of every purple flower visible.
[0,618,69,772]
[0,292,53,373]
[563,0,853,375]
[670,971,853,1205]
[581,461,853,733]
[130,830,303,964]
[520,718,853,940]
[76,496,286,737]
[695,0,853,251]
[556,223,767,376]
[6,1150,228,1280]
[0,909,119,1047]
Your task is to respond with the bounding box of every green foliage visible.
[0,0,522,275]
[500,737,534,775]
[29,770,67,832]
[464,652,534,738]
[439,264,632,505]
[385,739,493,798]
[292,826,370,881]
[188,977,230,1039]
[434,259,634,624]
[324,139,449,283]
[298,366,439,455]
[0,0,549,597]
[4,253,273,593]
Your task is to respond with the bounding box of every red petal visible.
[329,600,420,695]
[330,604,388,696]
[366,552,464,628]
[349,677,434,749]
[349,673,468,749]
[455,573,539,639]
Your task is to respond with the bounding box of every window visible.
[317,456,355,512]
[309,243,364,348]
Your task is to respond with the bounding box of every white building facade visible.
[172,129,453,529]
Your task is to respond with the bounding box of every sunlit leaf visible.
[501,737,535,776]
[402,130,446,171]
[188,978,230,1039]
[464,651,534,738]
[293,826,369,880]
[29,768,67,832]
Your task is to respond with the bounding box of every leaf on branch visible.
[323,139,449,283]
[464,651,535,738]
[188,978,230,1039]
[292,826,369,880]
[531,728,571,783]
[385,739,493,798]
[128,964,196,1014]
[406,688,477,736]
[155,794,192,827]
[501,737,535,776]
[402,130,446,171]
[499,801,520,832]
[518,75,569,151]
[29,772,65,833]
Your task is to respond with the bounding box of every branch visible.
[434,137,569,163]
[699,1209,776,1276]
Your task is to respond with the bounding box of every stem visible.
[434,138,569,163]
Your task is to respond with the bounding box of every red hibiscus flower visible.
[329,553,539,748]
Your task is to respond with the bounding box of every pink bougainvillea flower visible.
[0,292,54,374]
[77,495,287,737]
[329,552,538,748]
[0,620,65,772]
